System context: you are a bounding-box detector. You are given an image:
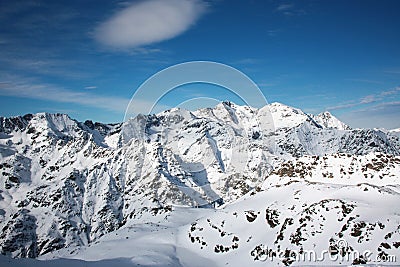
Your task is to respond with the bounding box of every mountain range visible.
[0,102,399,266]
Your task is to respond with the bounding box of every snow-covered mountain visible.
[0,102,399,266]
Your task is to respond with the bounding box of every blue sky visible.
[0,0,399,128]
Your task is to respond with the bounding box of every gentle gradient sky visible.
[0,0,399,128]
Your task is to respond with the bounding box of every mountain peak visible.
[319,111,333,117]
[315,111,350,130]
[266,102,308,129]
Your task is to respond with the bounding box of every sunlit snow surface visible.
[6,181,400,266]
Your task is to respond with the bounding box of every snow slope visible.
[37,181,400,266]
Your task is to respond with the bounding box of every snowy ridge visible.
[0,102,399,266]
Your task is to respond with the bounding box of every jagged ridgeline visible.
[0,102,399,258]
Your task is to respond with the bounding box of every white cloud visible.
[94,0,207,49]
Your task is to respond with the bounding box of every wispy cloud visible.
[0,1,41,20]
[381,87,400,96]
[0,75,172,117]
[0,76,129,113]
[327,102,359,110]
[94,0,207,50]
[0,55,91,80]
[267,29,281,37]
[328,86,400,110]
[84,86,97,90]
[276,3,294,11]
[384,69,400,75]
[360,95,377,104]
[231,58,260,65]
[338,101,400,129]
[275,3,305,16]
[0,2,94,80]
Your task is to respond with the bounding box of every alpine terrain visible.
[0,102,399,266]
